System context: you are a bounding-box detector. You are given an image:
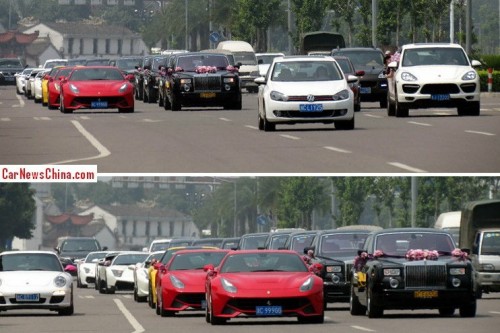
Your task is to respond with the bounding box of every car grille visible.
[273,110,347,118]
[9,297,46,304]
[405,263,447,288]
[226,297,310,311]
[288,95,333,102]
[345,263,353,282]
[71,97,124,106]
[194,76,221,92]
[420,84,460,94]
[174,293,205,305]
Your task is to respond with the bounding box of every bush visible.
[478,69,500,92]
[479,55,500,70]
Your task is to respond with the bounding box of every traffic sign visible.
[209,32,221,44]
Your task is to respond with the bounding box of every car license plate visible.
[200,92,216,98]
[91,101,108,108]
[255,305,282,316]
[414,290,438,298]
[431,94,450,101]
[360,87,371,94]
[299,104,323,112]
[16,293,40,302]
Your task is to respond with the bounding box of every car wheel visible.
[459,300,477,317]
[210,303,226,325]
[148,87,156,103]
[367,287,383,318]
[258,113,264,131]
[58,290,74,316]
[387,91,395,116]
[438,307,455,316]
[395,99,409,118]
[171,94,181,111]
[262,113,275,132]
[379,96,388,109]
[163,94,171,110]
[335,117,355,130]
[148,282,155,308]
[458,101,480,116]
[354,102,361,112]
[205,296,211,323]
[350,284,366,315]
[160,293,174,318]
[119,107,134,113]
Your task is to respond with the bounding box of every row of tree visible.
[2,177,498,250]
[1,0,498,54]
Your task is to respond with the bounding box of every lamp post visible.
[185,0,188,50]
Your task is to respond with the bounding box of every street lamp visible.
[185,0,188,50]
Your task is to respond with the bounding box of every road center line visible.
[351,325,376,332]
[408,121,432,127]
[363,114,383,119]
[219,117,232,122]
[114,299,145,333]
[388,162,427,173]
[465,130,495,136]
[323,146,351,153]
[1,118,10,121]
[13,94,25,107]
[245,125,258,130]
[49,120,111,164]
[280,134,301,140]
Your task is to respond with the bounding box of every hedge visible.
[478,69,499,92]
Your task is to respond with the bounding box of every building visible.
[21,20,148,62]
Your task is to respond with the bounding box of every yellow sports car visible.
[42,66,64,106]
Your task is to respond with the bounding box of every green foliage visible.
[479,55,500,70]
[0,184,36,250]
[478,69,500,92]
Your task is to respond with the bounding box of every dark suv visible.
[331,47,388,108]
[55,237,104,268]
[0,58,24,85]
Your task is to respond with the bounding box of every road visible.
[0,285,499,333]
[1,86,499,173]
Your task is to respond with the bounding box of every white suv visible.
[387,43,481,117]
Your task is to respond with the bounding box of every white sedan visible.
[15,67,33,94]
[97,252,149,294]
[0,251,74,315]
[255,55,356,131]
[76,251,110,288]
[132,251,164,302]
[387,43,481,117]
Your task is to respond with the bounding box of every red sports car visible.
[156,249,229,317]
[205,250,324,325]
[47,66,75,110]
[59,66,134,113]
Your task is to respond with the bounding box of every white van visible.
[434,211,461,243]
[217,40,259,93]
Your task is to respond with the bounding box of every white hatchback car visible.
[255,55,356,131]
[387,43,481,117]
[0,251,74,315]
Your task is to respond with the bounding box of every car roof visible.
[402,43,463,49]
[275,55,335,62]
[1,250,58,256]
[333,47,382,52]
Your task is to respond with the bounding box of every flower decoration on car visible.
[226,65,239,73]
[175,66,183,72]
[406,249,439,261]
[195,66,217,74]
[373,250,384,258]
[451,248,469,261]
[353,251,369,271]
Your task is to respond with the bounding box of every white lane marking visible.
[351,325,376,332]
[49,120,111,164]
[408,121,432,127]
[490,311,500,314]
[245,125,258,130]
[363,114,383,119]
[1,118,10,121]
[79,116,91,120]
[122,295,133,299]
[13,94,25,107]
[114,299,145,333]
[143,118,163,123]
[280,134,300,140]
[324,146,352,154]
[494,108,500,112]
[435,112,451,115]
[388,162,427,173]
[219,117,232,122]
[78,295,95,299]
[465,130,495,136]
[34,117,51,121]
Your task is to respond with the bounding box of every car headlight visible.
[221,277,237,293]
[169,275,185,289]
[300,276,314,292]
[84,267,91,274]
[332,89,350,101]
[111,269,124,277]
[449,268,466,275]
[119,83,129,93]
[69,83,79,93]
[270,90,288,101]
[383,268,401,276]
[462,70,477,81]
[401,72,418,81]
[326,266,342,273]
[54,275,67,288]
[480,264,495,271]
[223,77,236,83]
[180,78,192,85]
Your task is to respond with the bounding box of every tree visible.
[0,184,36,250]
[291,0,328,50]
[331,177,370,227]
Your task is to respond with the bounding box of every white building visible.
[11,195,44,251]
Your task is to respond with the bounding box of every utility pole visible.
[411,177,417,228]
[372,0,378,48]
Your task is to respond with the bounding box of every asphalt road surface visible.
[1,86,499,173]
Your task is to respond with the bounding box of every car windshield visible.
[220,252,307,273]
[335,58,353,74]
[480,232,500,255]
[151,241,171,252]
[374,232,456,256]
[45,61,67,68]
[232,52,257,65]
[113,254,149,265]
[257,54,281,64]
[85,252,108,263]
[61,239,100,252]
[85,59,110,66]
[115,58,142,70]
[402,47,469,67]
[169,251,227,270]
[268,234,290,249]
[337,51,384,69]
[0,59,23,67]
[55,68,73,79]
[289,234,316,253]
[240,235,268,250]
[0,253,62,272]
[176,54,229,71]
[318,233,369,257]
[271,61,343,82]
[69,68,124,81]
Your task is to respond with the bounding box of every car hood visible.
[168,270,207,287]
[358,66,384,76]
[0,271,68,287]
[269,81,349,95]
[69,80,128,93]
[401,65,474,80]
[222,272,312,290]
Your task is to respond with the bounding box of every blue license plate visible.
[91,101,108,108]
[431,94,450,101]
[360,87,371,94]
[255,305,282,316]
[299,104,323,112]
[16,293,40,302]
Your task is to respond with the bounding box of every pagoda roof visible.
[0,30,39,44]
